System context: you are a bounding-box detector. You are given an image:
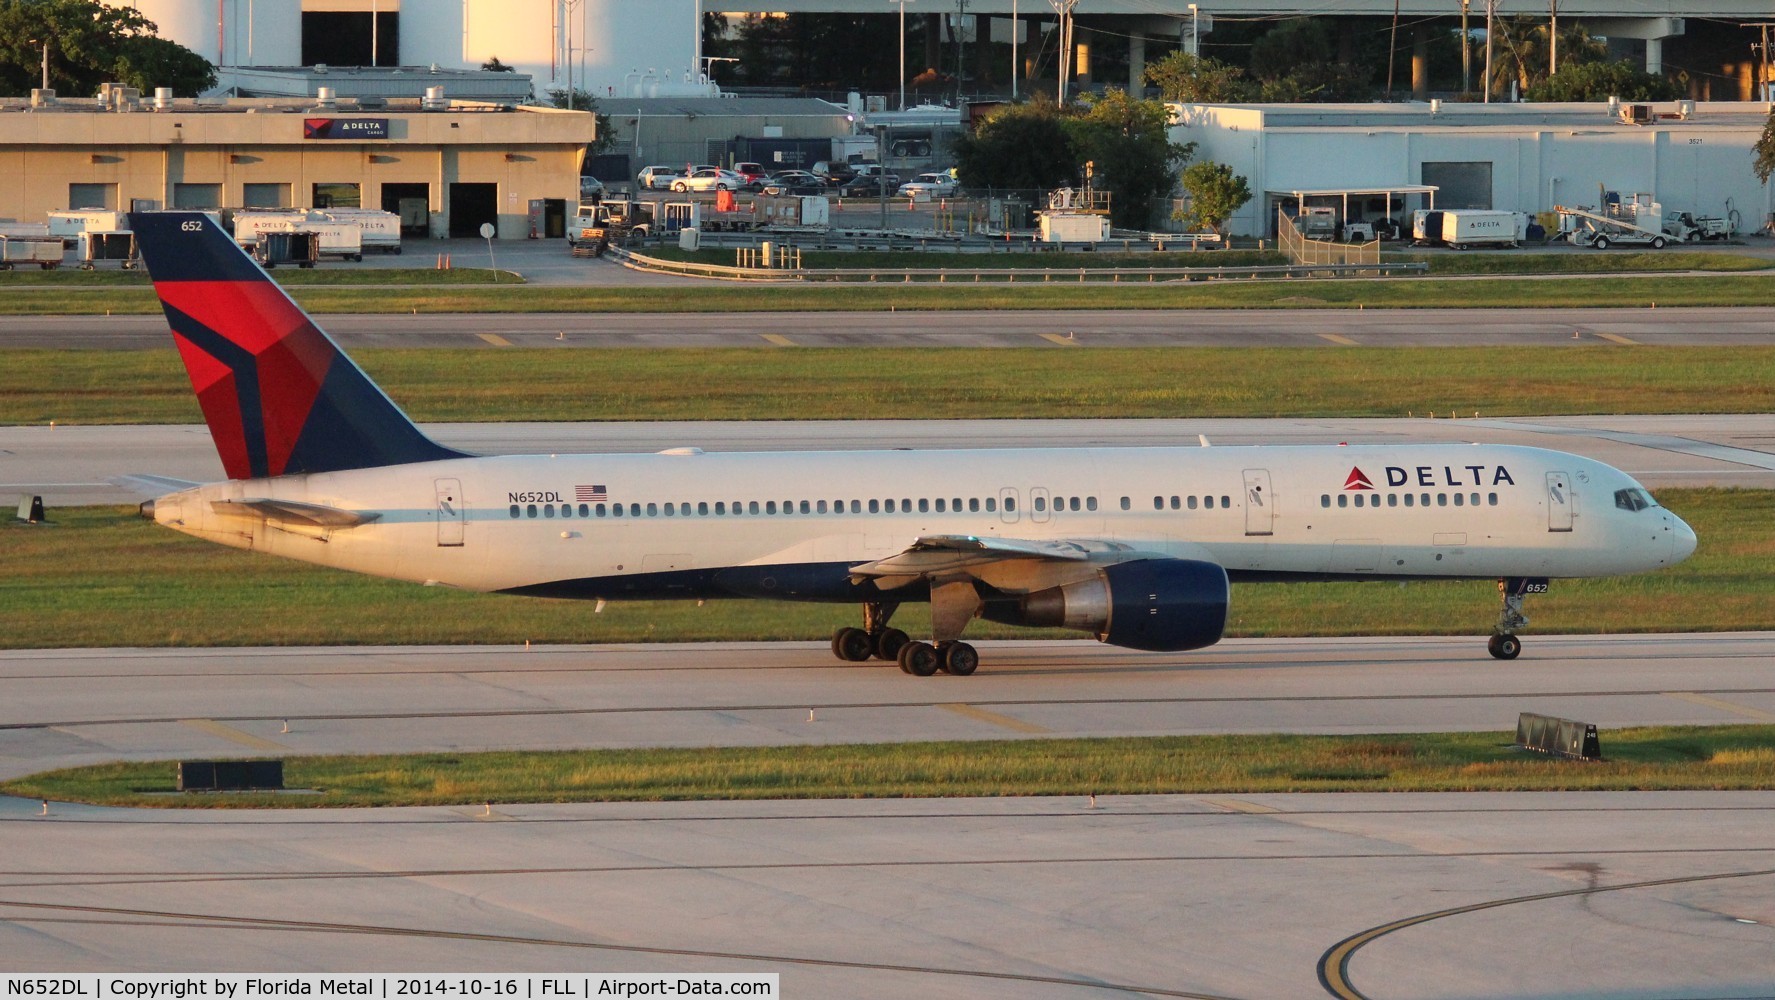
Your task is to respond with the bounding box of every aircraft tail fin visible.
[129,212,466,480]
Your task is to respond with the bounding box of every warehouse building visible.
[1172,100,1775,238]
[594,97,858,182]
[0,91,596,238]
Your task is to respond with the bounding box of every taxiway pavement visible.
[7,414,1773,507]
[3,636,1775,996]
[9,306,1775,349]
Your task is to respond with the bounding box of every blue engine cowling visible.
[983,558,1229,652]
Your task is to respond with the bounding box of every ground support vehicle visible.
[568,200,654,254]
[1557,205,1669,250]
[47,210,128,244]
[1662,212,1731,243]
[77,231,138,269]
[316,208,402,253]
[0,237,64,269]
[254,230,319,268]
[1413,210,1526,249]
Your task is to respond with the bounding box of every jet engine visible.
[982,558,1229,651]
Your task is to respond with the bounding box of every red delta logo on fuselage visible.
[1345,464,1517,490]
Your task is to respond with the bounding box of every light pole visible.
[889,0,917,110]
[1010,0,1018,99]
[1188,4,1199,58]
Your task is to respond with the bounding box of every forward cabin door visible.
[435,478,466,546]
[1546,472,1573,532]
[1242,469,1274,536]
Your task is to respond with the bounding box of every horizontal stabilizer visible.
[210,498,379,528]
[109,474,202,497]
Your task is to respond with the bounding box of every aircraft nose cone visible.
[1671,513,1698,563]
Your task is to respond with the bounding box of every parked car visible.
[760,171,826,196]
[810,160,857,187]
[731,162,769,189]
[636,165,681,190]
[838,172,900,196]
[897,173,960,199]
[671,168,746,193]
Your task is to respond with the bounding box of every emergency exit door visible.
[435,478,465,546]
[1546,472,1573,532]
[1243,469,1274,536]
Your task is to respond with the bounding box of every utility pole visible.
[890,0,917,110]
[1752,23,1775,101]
[1011,0,1018,99]
[1483,0,1495,103]
[1548,0,1557,79]
[1386,0,1400,98]
[1461,0,1471,97]
[1048,0,1078,104]
[955,0,967,106]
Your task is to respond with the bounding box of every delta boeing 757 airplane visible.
[126,212,1696,676]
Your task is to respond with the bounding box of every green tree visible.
[1245,18,1374,103]
[1178,160,1251,237]
[542,89,616,157]
[0,0,214,97]
[1143,51,1253,103]
[952,99,1079,192]
[1524,58,1681,102]
[1756,113,1775,184]
[1063,89,1195,229]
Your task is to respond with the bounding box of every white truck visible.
[1413,209,1526,249]
[47,210,129,244]
[314,208,402,253]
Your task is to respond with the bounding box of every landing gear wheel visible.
[898,640,940,676]
[874,627,909,662]
[1488,634,1522,660]
[832,627,873,662]
[940,641,979,676]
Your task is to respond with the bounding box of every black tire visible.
[672,182,689,193]
[1593,236,1610,250]
[899,641,940,677]
[874,627,909,662]
[1488,634,1522,660]
[1650,236,1666,249]
[833,627,873,662]
[941,642,979,676]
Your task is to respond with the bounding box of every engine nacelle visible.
[982,558,1228,652]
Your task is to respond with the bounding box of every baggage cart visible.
[77,231,138,269]
[254,230,319,268]
[0,237,64,270]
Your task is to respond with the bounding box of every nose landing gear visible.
[1489,577,1547,660]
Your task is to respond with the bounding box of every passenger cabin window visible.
[1086,497,1097,511]
[509,504,521,518]
[1035,496,1046,512]
[1120,497,1130,510]
[986,497,997,512]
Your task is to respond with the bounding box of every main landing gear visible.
[830,598,981,677]
[1488,577,1545,660]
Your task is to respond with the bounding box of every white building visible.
[111,0,706,102]
[1171,101,1774,238]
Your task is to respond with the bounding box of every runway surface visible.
[8,414,1774,506]
[4,635,1775,995]
[9,305,1775,348]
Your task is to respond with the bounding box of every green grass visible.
[3,272,1775,314]
[9,726,1775,807]
[1388,250,1775,275]
[11,346,1775,425]
[0,267,517,286]
[0,489,1766,650]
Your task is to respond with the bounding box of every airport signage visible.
[304,118,389,140]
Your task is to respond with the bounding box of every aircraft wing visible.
[109,474,202,497]
[848,534,1106,578]
[210,498,380,529]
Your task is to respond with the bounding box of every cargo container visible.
[77,231,137,269]
[1414,209,1525,249]
[47,210,128,243]
[0,237,64,269]
[316,208,402,253]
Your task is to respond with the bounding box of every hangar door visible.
[448,183,498,238]
[1421,162,1493,210]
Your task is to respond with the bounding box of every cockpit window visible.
[1614,488,1657,512]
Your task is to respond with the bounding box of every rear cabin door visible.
[1546,472,1573,532]
[1242,469,1274,536]
[435,478,466,546]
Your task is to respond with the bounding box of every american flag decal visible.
[576,484,607,501]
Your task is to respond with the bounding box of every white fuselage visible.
[149,442,1695,602]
